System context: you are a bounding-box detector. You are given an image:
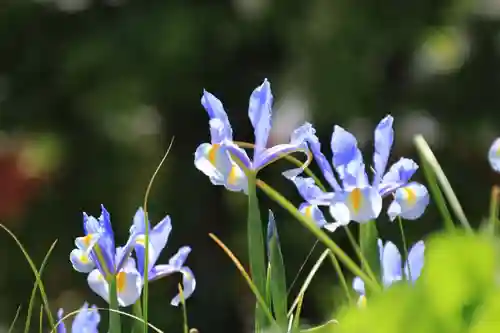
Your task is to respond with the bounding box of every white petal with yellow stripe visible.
[387,182,429,221]
[329,187,382,224]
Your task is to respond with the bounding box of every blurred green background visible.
[1,0,500,332]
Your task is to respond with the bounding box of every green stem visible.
[257,179,380,293]
[328,252,353,306]
[489,186,500,235]
[247,174,268,331]
[397,217,411,281]
[131,301,143,333]
[108,276,122,333]
[344,226,378,284]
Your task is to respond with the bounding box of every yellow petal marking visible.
[116,271,127,292]
[228,165,238,185]
[403,187,417,206]
[208,144,220,166]
[304,205,313,218]
[349,188,363,213]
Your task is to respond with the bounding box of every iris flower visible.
[57,302,100,333]
[70,206,195,307]
[286,116,429,230]
[352,239,425,307]
[195,79,310,193]
[488,137,500,172]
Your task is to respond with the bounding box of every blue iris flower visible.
[352,239,425,307]
[195,79,310,194]
[70,206,195,307]
[285,116,429,230]
[57,303,100,333]
[488,137,500,172]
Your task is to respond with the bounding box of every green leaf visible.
[108,276,122,333]
[359,221,381,291]
[247,174,268,331]
[267,210,288,329]
[131,301,143,333]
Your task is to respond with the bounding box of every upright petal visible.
[70,248,95,273]
[56,309,67,333]
[72,303,100,333]
[381,241,402,287]
[201,90,233,141]
[299,203,327,227]
[330,126,365,184]
[288,123,341,191]
[372,115,394,186]
[379,158,418,196]
[404,241,425,282]
[248,79,273,162]
[387,182,429,221]
[488,137,500,172]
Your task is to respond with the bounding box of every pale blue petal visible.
[379,158,418,196]
[330,125,365,183]
[289,176,325,202]
[117,266,143,307]
[72,303,100,333]
[308,191,335,206]
[299,203,327,227]
[248,79,273,161]
[56,309,67,333]
[209,118,231,144]
[340,187,382,223]
[170,267,197,306]
[352,276,365,296]
[381,241,402,287]
[328,194,352,225]
[70,248,95,273]
[87,269,110,303]
[194,143,232,186]
[291,123,341,191]
[387,182,429,221]
[168,246,192,269]
[404,241,425,282]
[488,138,500,173]
[221,139,252,170]
[254,143,307,171]
[201,90,233,141]
[372,115,394,186]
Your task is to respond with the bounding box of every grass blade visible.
[267,210,288,329]
[131,301,143,333]
[177,284,189,333]
[247,174,268,331]
[25,240,58,333]
[414,135,471,231]
[327,252,353,306]
[8,306,22,333]
[0,224,55,328]
[208,233,277,328]
[489,186,500,235]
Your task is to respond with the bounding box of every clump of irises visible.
[9,78,500,333]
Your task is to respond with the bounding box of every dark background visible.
[0,0,499,332]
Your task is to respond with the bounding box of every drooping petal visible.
[194,143,233,185]
[289,176,325,202]
[201,90,233,141]
[224,162,248,193]
[254,143,308,171]
[72,303,100,333]
[221,139,252,170]
[379,158,418,196]
[70,248,95,273]
[87,269,109,303]
[352,276,365,296]
[488,137,500,173]
[285,123,341,191]
[404,241,425,283]
[56,309,67,333]
[299,203,327,227]
[335,187,382,223]
[387,182,429,221]
[170,266,196,306]
[372,115,394,186]
[75,233,100,251]
[248,79,273,162]
[381,241,402,287]
[330,125,366,186]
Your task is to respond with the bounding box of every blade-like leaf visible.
[267,210,288,329]
[247,174,268,331]
[359,221,381,291]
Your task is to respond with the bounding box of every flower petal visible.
[488,137,500,173]
[170,266,197,306]
[342,187,382,223]
[381,241,402,287]
[404,241,425,282]
[289,176,325,202]
[289,123,341,191]
[194,143,232,185]
[56,309,67,333]
[352,276,365,296]
[221,140,252,170]
[72,303,100,333]
[372,115,394,186]
[379,158,418,196]
[330,125,366,186]
[254,143,307,171]
[87,269,110,303]
[248,79,273,162]
[201,90,233,141]
[387,182,429,221]
[116,266,143,307]
[328,194,352,225]
[70,248,95,273]
[299,203,327,227]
